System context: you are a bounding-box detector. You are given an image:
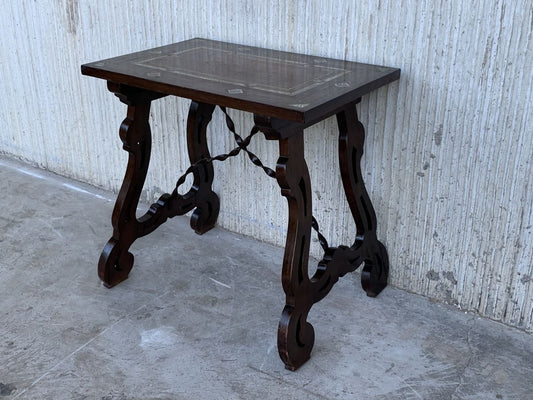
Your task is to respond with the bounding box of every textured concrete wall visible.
[1,0,532,332]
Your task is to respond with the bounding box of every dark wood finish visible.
[82,38,400,124]
[82,39,399,370]
[337,101,389,297]
[98,87,221,287]
[254,102,389,370]
[186,102,220,233]
[256,120,315,370]
[98,83,160,287]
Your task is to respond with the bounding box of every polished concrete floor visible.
[0,155,532,400]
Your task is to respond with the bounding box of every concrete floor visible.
[0,156,532,400]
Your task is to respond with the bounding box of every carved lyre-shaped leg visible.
[186,101,220,234]
[275,132,315,371]
[336,101,389,297]
[98,83,162,288]
[98,94,221,287]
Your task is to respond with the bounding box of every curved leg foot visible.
[190,191,220,234]
[362,241,389,297]
[278,305,315,371]
[187,101,220,234]
[98,238,134,288]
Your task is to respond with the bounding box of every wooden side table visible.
[81,38,400,371]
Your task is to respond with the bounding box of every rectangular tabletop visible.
[81,38,400,124]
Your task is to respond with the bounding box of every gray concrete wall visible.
[1,0,532,332]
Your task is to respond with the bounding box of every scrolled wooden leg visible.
[186,101,220,234]
[98,84,158,288]
[337,101,389,297]
[275,133,315,371]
